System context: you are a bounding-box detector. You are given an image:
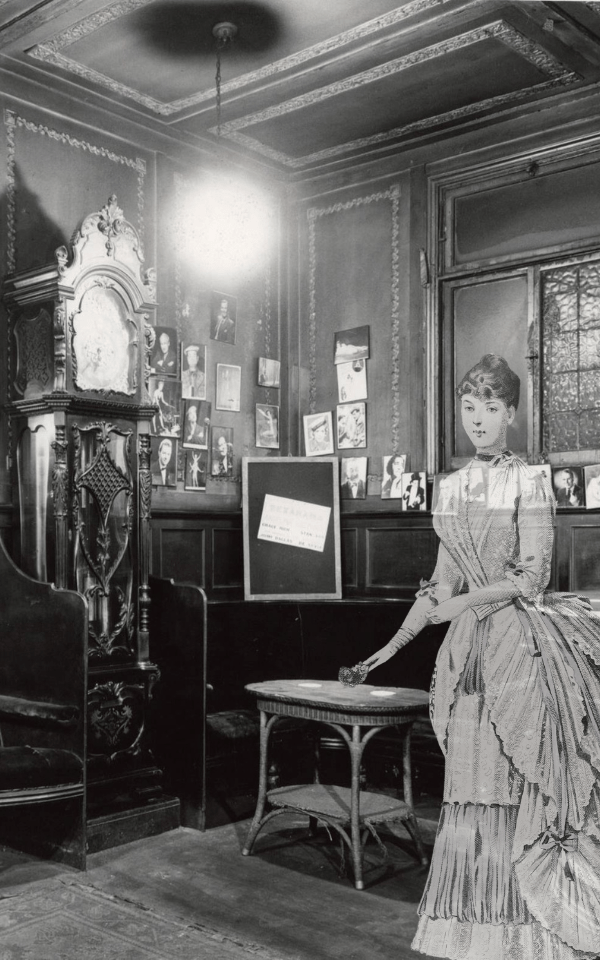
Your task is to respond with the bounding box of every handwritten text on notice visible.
[257,494,331,552]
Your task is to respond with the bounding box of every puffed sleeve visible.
[505,470,555,603]
[400,541,466,637]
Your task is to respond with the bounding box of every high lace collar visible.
[472,448,513,467]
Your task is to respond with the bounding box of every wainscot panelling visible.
[561,514,600,593]
[149,508,599,602]
[341,525,359,590]
[151,511,439,601]
[366,523,438,596]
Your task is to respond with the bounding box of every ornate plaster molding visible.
[27,0,449,116]
[4,109,146,274]
[307,185,401,452]
[217,21,578,168]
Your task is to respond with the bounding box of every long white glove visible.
[339,626,414,686]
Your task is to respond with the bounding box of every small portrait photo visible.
[256,404,279,449]
[337,401,366,449]
[151,436,177,488]
[211,428,234,477]
[210,291,237,345]
[552,465,584,507]
[149,377,181,437]
[334,325,370,365]
[381,454,407,499]
[181,343,206,399]
[182,399,211,449]
[432,473,454,514]
[303,411,334,457]
[529,463,552,484]
[215,364,241,411]
[336,359,367,403]
[341,457,368,500]
[402,471,427,511]
[184,450,208,491]
[584,463,600,509]
[151,326,178,376]
[258,357,281,388]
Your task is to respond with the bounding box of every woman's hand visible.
[427,596,470,623]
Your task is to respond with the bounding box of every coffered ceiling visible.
[2,0,600,175]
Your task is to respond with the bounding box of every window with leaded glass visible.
[542,260,600,457]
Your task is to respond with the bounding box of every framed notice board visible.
[242,457,341,601]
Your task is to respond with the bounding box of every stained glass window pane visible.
[542,261,600,453]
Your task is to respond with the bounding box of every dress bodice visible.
[431,453,555,604]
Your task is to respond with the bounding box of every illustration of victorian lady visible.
[341,354,600,960]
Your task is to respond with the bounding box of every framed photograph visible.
[401,471,427,511]
[432,473,454,513]
[256,403,280,449]
[333,325,370,365]
[337,402,366,449]
[211,428,234,477]
[242,457,342,600]
[184,450,208,491]
[149,377,181,437]
[258,357,281,388]
[151,326,178,376]
[584,464,600,509]
[181,343,206,399]
[529,463,552,484]
[210,291,237,345]
[182,399,211,449]
[340,457,368,500]
[381,454,407,499]
[150,436,177,487]
[303,411,334,457]
[552,466,584,507]
[215,363,241,412]
[336,359,367,402]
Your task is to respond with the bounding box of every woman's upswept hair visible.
[456,354,520,411]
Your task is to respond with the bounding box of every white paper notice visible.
[257,494,331,552]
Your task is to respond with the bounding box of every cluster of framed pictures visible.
[303,325,369,457]
[150,413,235,491]
[149,294,283,488]
[338,453,427,507]
[149,297,242,491]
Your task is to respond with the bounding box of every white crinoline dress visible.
[408,452,600,960]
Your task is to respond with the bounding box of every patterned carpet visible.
[0,878,281,960]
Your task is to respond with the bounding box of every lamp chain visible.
[215,42,222,137]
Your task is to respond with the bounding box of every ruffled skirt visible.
[411,610,600,960]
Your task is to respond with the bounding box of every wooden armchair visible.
[0,537,87,869]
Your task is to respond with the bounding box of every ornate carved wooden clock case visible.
[2,196,177,846]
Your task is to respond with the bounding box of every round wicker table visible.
[242,679,430,890]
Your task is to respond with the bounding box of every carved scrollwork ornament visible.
[51,425,69,519]
[88,680,144,759]
[53,301,67,391]
[143,315,155,393]
[138,434,152,521]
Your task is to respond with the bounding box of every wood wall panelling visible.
[211,526,244,593]
[568,519,600,592]
[341,525,359,591]
[302,178,413,470]
[366,522,438,596]
[152,521,206,587]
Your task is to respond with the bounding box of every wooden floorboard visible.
[0,797,441,960]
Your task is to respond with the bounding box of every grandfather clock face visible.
[72,282,136,394]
